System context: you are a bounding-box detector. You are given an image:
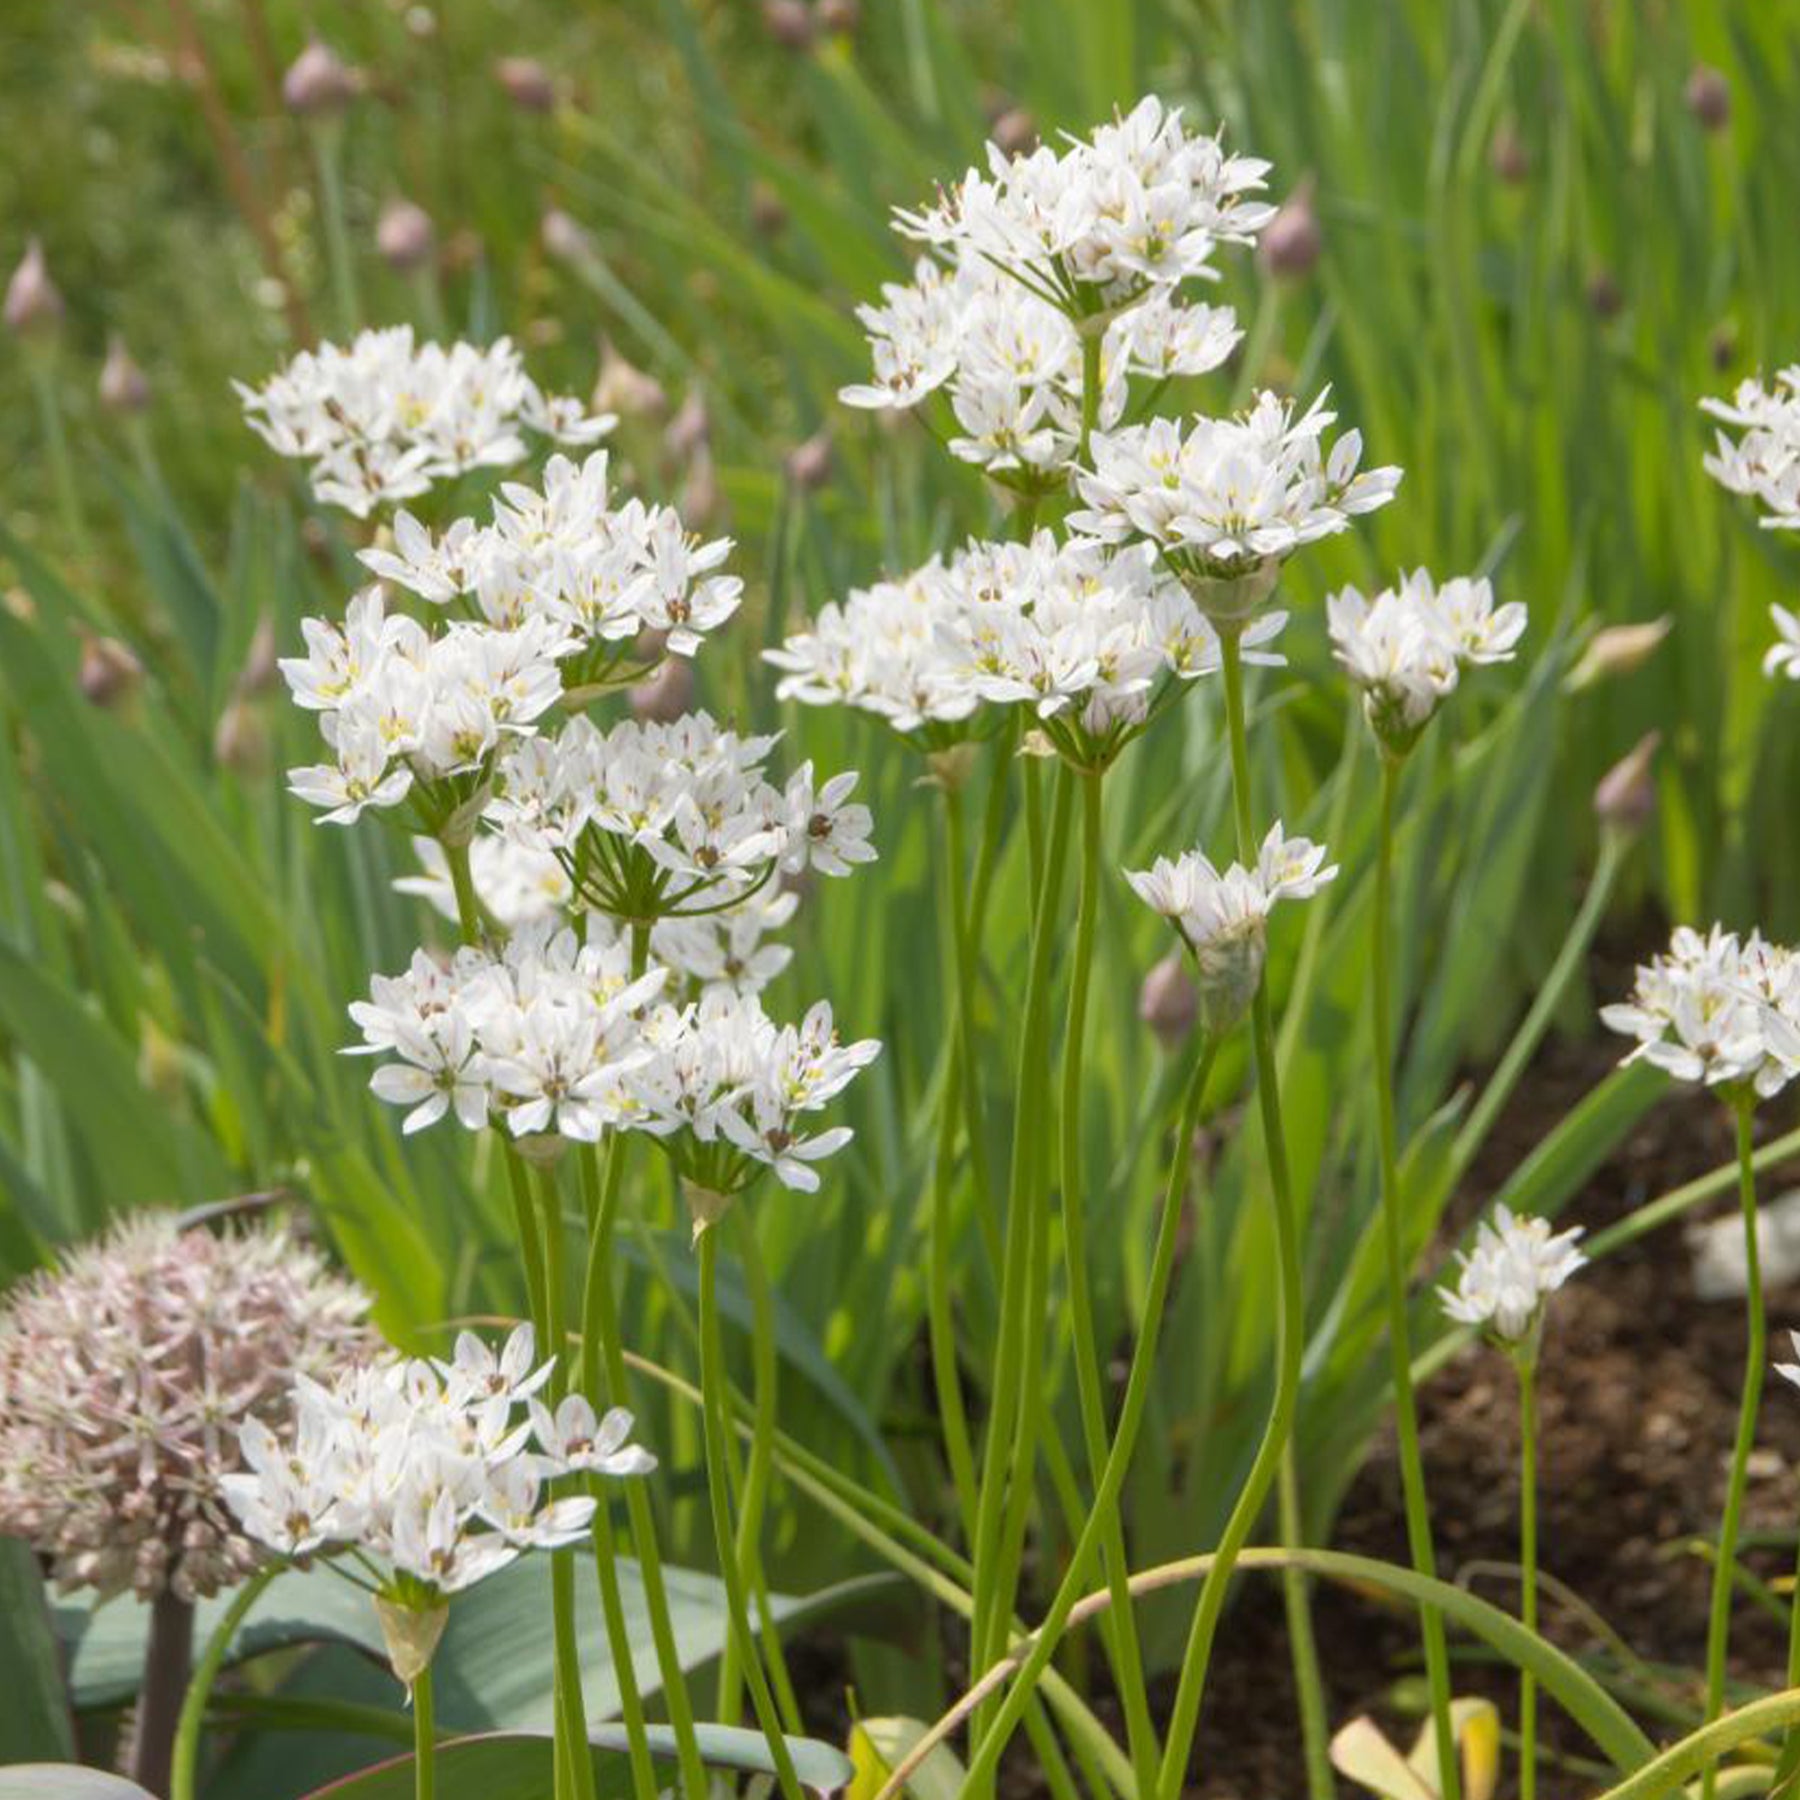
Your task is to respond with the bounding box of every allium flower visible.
[1070,390,1401,607]
[1702,369,1800,532]
[0,1214,370,1600]
[1765,604,1800,680]
[1600,924,1800,1098]
[767,530,1284,756]
[224,1324,649,1611]
[237,328,611,517]
[1126,823,1337,1029]
[1328,569,1525,755]
[1441,1204,1586,1348]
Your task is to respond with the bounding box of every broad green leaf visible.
[0,1772,153,1800]
[0,1544,74,1763]
[847,1715,967,1800]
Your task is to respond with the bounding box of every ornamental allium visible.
[1126,823,1337,1030]
[1600,924,1800,1098]
[1441,1204,1586,1347]
[0,1214,371,1600]
[236,328,612,517]
[223,1323,647,1598]
[766,529,1285,750]
[1327,569,1525,755]
[1070,389,1401,602]
[1701,369,1800,532]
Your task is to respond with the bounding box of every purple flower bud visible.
[630,655,697,724]
[98,334,150,413]
[282,39,357,117]
[1258,179,1321,281]
[495,55,555,112]
[1685,63,1730,132]
[1594,731,1659,835]
[78,631,144,709]
[376,198,436,273]
[989,107,1038,157]
[763,0,815,50]
[4,238,64,339]
[1139,952,1199,1049]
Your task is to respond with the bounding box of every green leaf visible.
[847,1715,968,1800]
[0,1544,75,1763]
[0,1772,154,1800]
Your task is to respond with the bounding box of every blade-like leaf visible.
[0,1545,75,1764]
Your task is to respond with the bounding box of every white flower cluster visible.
[237,327,612,517]
[223,1324,650,1596]
[842,97,1269,482]
[1327,569,1526,752]
[349,921,880,1193]
[1126,824,1337,1029]
[1441,1204,1586,1347]
[1601,924,1800,1098]
[767,530,1286,749]
[492,711,875,914]
[1766,606,1800,681]
[1071,390,1402,585]
[1702,370,1800,532]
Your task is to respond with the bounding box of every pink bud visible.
[376,198,435,273]
[592,338,667,420]
[4,238,64,338]
[1258,179,1321,280]
[540,208,593,266]
[1685,63,1730,132]
[1594,731,1659,835]
[630,656,697,724]
[1139,952,1198,1048]
[282,39,357,117]
[785,430,833,491]
[98,335,150,414]
[495,55,555,112]
[990,107,1038,157]
[78,632,144,710]
[763,0,815,49]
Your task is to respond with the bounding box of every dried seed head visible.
[1685,63,1730,132]
[762,0,815,50]
[495,55,556,112]
[1139,951,1199,1049]
[4,238,64,339]
[98,334,150,414]
[376,198,436,273]
[629,655,696,724]
[78,631,144,710]
[0,1213,372,1600]
[785,429,833,491]
[282,39,357,117]
[1257,177,1321,280]
[1594,731,1660,836]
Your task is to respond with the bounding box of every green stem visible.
[1059,765,1162,1794]
[1279,1450,1336,1800]
[1077,329,1103,467]
[697,1229,807,1800]
[310,119,361,336]
[969,770,1074,1773]
[444,838,483,944]
[413,1663,437,1800]
[1518,1349,1540,1800]
[1156,628,1309,1800]
[964,1040,1219,1791]
[170,1563,280,1800]
[1370,754,1461,1800]
[1701,1098,1766,1800]
[27,355,92,567]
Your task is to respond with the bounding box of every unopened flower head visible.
[767,529,1284,759]
[237,328,612,517]
[1600,923,1800,1100]
[0,1214,371,1601]
[1441,1204,1586,1349]
[1070,389,1401,609]
[223,1323,651,1616]
[1125,823,1337,1030]
[1328,569,1525,756]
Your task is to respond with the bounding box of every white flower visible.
[530,1395,657,1479]
[238,328,613,517]
[1765,604,1800,680]
[1441,1204,1586,1346]
[434,1324,554,1409]
[1702,369,1800,532]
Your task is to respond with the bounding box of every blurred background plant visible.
[5,0,1800,1790]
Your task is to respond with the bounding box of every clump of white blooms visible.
[224,1324,647,1598]
[0,1214,371,1601]
[348,921,880,1198]
[842,97,1268,488]
[1126,824,1337,1030]
[1765,606,1800,681]
[1441,1204,1587,1348]
[1600,924,1800,1098]
[767,531,1285,757]
[237,327,612,517]
[1327,569,1526,756]
[1701,370,1800,533]
[1071,392,1402,610]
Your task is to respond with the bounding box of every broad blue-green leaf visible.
[0,1544,74,1763]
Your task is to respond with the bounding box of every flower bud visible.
[1586,268,1623,320]
[683,1179,735,1242]
[665,389,710,462]
[213,697,270,776]
[818,0,860,33]
[98,335,150,414]
[750,182,789,237]
[592,338,667,419]
[4,238,64,339]
[375,198,435,274]
[237,611,280,698]
[1685,63,1730,132]
[1594,731,1659,836]
[1710,325,1737,373]
[762,0,815,50]
[540,208,593,266]
[282,39,357,117]
[1139,952,1198,1049]
[1489,122,1529,185]
[1258,178,1321,281]
[680,443,720,527]
[989,106,1038,157]
[785,429,833,491]
[1183,556,1281,627]
[1194,920,1266,1036]
[78,632,144,710]
[1565,616,1672,692]
[374,1596,449,1685]
[494,55,555,112]
[630,655,696,724]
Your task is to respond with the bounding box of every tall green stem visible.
[309,119,361,336]
[171,1563,279,1800]
[1279,1450,1336,1800]
[698,1229,807,1800]
[444,839,483,944]
[1060,765,1161,1794]
[413,1664,437,1800]
[1370,754,1461,1800]
[968,772,1073,1774]
[1701,1098,1766,1800]
[961,1040,1219,1792]
[1517,1349,1540,1800]
[27,356,92,567]
[1156,628,1308,1800]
